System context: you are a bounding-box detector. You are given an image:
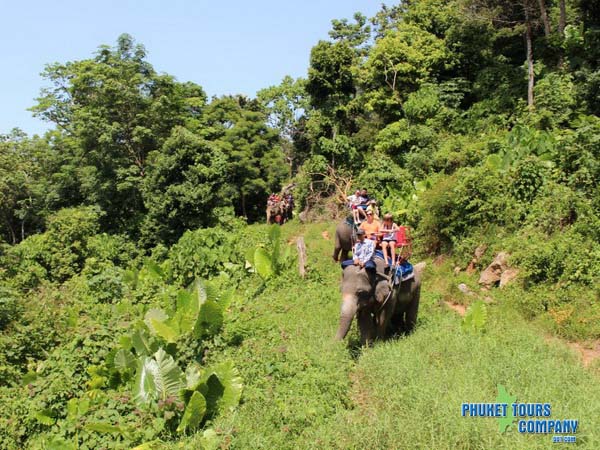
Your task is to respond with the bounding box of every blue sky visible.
[1,0,384,136]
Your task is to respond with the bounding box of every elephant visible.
[333,220,355,262]
[335,258,425,345]
[267,200,293,225]
[266,201,284,225]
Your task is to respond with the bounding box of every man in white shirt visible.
[353,228,375,268]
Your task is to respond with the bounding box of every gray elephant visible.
[266,201,284,225]
[335,258,425,345]
[333,220,354,262]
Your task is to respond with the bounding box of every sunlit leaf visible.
[133,348,184,406]
[177,391,206,433]
[254,247,273,280]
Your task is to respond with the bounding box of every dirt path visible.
[545,335,600,368]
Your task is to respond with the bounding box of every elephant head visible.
[336,260,425,344]
[335,258,387,345]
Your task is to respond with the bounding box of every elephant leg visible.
[333,246,341,263]
[333,232,342,262]
[404,287,420,334]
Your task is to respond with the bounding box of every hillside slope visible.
[185,221,600,449]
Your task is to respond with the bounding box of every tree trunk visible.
[537,0,552,36]
[558,0,566,35]
[524,5,535,110]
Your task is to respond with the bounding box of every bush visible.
[0,285,21,330]
[509,228,600,287]
[0,206,104,288]
[169,219,247,286]
[416,167,509,252]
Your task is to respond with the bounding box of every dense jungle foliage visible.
[1,0,599,448]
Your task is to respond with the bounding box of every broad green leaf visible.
[131,327,153,357]
[189,278,207,305]
[204,280,221,304]
[198,362,242,416]
[185,362,203,390]
[211,362,243,413]
[34,409,55,425]
[194,300,224,338]
[217,288,234,311]
[133,356,158,406]
[170,308,195,337]
[119,335,132,351]
[254,247,273,280]
[133,348,184,406]
[114,349,137,372]
[177,289,198,317]
[150,318,179,343]
[85,422,125,434]
[177,391,207,433]
[144,308,168,335]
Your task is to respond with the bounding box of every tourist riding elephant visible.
[335,259,425,345]
[333,220,354,262]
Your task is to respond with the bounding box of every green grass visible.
[176,221,599,449]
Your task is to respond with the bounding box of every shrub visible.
[169,219,247,286]
[0,206,104,288]
[509,228,600,287]
[416,167,509,252]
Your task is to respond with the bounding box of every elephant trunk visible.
[335,293,358,340]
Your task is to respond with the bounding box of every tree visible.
[30,34,202,233]
[200,96,287,221]
[461,0,548,109]
[0,131,54,243]
[360,23,450,120]
[329,12,372,54]
[140,127,232,246]
[257,76,309,174]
